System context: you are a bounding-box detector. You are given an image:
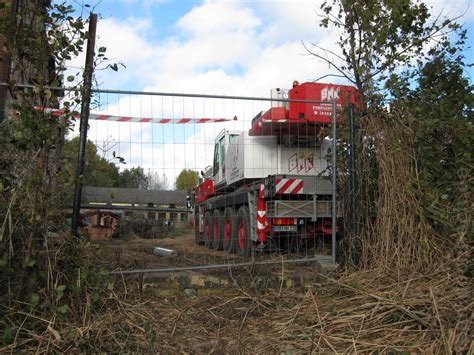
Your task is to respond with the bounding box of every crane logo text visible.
[321,87,340,101]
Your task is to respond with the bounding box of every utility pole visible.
[71,13,98,235]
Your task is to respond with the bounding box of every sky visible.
[66,0,474,187]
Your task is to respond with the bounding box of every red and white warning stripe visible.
[256,186,266,230]
[256,184,268,242]
[90,115,232,123]
[275,178,304,194]
[33,107,235,123]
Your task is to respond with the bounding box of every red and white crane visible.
[191,81,358,256]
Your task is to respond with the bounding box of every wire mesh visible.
[71,86,338,272]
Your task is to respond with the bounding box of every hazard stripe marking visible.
[291,180,304,194]
[287,179,300,193]
[90,114,229,123]
[278,179,294,194]
[32,106,234,124]
[275,178,304,194]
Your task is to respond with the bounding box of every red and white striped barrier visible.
[90,115,233,123]
[256,184,268,242]
[275,178,304,194]
[32,107,236,123]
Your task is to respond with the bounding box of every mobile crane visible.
[191,81,358,257]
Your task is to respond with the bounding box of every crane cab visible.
[212,129,241,188]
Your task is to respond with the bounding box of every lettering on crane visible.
[321,86,340,101]
[288,150,314,173]
[231,143,239,164]
[229,143,240,181]
[311,86,342,117]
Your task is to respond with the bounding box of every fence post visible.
[71,13,98,235]
[331,99,337,264]
[349,103,359,265]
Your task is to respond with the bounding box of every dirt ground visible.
[78,232,472,353]
[92,229,330,272]
[93,232,247,273]
[71,259,471,353]
[3,231,469,353]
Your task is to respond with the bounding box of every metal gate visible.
[71,85,341,274]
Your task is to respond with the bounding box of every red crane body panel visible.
[288,82,359,123]
[194,178,215,203]
[249,82,359,136]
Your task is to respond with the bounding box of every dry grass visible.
[338,115,465,271]
[1,255,472,353]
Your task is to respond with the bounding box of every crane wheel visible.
[194,213,203,245]
[236,206,252,258]
[223,207,236,253]
[211,209,224,250]
[204,211,212,248]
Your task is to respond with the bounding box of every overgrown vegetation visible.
[315,0,473,269]
[317,0,473,351]
[0,2,114,350]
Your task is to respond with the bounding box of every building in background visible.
[81,186,192,227]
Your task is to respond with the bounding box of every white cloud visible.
[75,0,341,185]
[176,1,261,36]
[98,18,153,62]
[93,17,155,87]
[88,0,334,91]
[254,0,325,44]
[427,0,474,21]
[72,0,472,186]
